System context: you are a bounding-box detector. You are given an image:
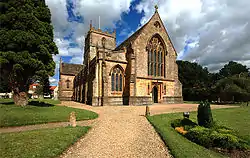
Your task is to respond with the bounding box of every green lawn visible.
[0,126,89,158]
[183,101,201,104]
[0,99,98,127]
[30,98,61,105]
[148,106,250,158]
[211,107,250,145]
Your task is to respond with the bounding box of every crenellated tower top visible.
[89,24,116,38]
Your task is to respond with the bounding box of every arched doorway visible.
[152,86,158,103]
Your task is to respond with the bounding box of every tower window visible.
[66,79,70,88]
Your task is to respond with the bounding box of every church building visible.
[59,6,183,105]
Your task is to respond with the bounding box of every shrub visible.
[171,119,182,128]
[197,101,214,128]
[184,126,249,150]
[216,128,234,134]
[210,131,248,150]
[185,126,213,148]
[171,118,197,130]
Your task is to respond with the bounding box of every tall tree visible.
[177,60,211,101]
[219,61,249,78]
[214,74,250,104]
[0,0,58,106]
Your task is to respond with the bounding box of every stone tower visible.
[83,23,116,67]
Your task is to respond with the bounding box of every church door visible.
[152,86,158,103]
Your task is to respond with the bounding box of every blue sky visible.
[47,0,250,85]
[50,0,145,85]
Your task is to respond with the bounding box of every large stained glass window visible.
[147,34,166,77]
[111,66,123,92]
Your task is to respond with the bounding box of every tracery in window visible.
[147,34,166,77]
[111,65,123,92]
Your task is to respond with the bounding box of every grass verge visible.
[0,99,98,127]
[0,126,89,158]
[147,114,225,158]
[148,106,250,158]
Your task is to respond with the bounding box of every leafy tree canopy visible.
[214,75,250,103]
[177,60,210,89]
[0,0,58,105]
[219,61,249,78]
[177,60,249,102]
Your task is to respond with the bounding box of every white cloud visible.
[46,0,134,59]
[49,77,58,85]
[46,0,134,85]
[136,0,250,71]
[70,56,83,64]
[54,38,71,56]
[68,47,82,56]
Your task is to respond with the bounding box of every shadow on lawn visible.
[29,101,54,107]
[0,101,14,105]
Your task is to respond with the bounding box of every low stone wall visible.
[85,96,183,106]
[91,96,123,106]
[129,96,153,106]
[163,96,183,104]
[59,96,72,101]
[90,96,153,106]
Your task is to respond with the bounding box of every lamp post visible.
[183,112,190,119]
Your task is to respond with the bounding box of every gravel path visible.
[60,102,237,158]
[60,102,171,158]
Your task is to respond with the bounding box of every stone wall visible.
[91,96,153,106]
[59,75,75,100]
[163,96,183,104]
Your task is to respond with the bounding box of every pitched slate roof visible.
[60,63,83,75]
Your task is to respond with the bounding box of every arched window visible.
[101,37,106,48]
[66,79,70,88]
[111,66,123,92]
[147,34,166,77]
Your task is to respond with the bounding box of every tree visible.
[219,61,249,78]
[0,0,58,106]
[197,101,214,128]
[35,84,43,98]
[214,73,250,104]
[177,60,211,101]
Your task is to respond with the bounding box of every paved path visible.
[60,102,237,158]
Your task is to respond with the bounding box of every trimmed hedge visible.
[171,118,249,150]
[185,126,212,148]
[171,118,197,131]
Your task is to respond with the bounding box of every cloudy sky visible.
[45,0,250,85]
